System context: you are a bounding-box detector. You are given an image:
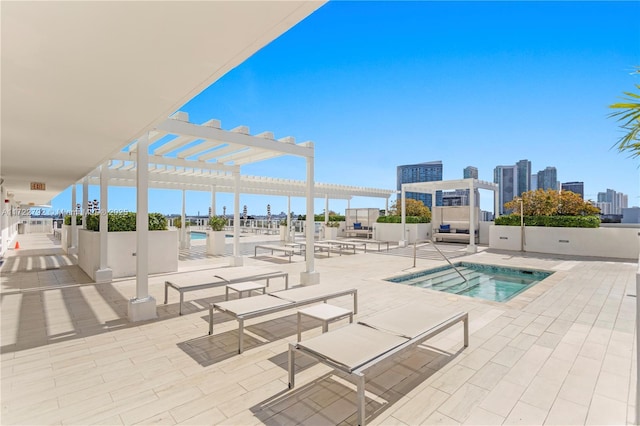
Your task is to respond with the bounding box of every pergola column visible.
[230,167,243,266]
[211,185,216,217]
[300,154,319,285]
[400,186,407,247]
[82,177,89,229]
[128,132,156,322]
[1,185,8,255]
[287,195,292,242]
[69,184,78,254]
[494,187,500,220]
[95,163,112,283]
[467,181,477,253]
[385,197,389,216]
[180,189,188,249]
[324,195,329,223]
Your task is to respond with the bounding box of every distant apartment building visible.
[537,166,558,190]
[463,166,478,179]
[531,175,538,191]
[594,202,612,215]
[622,207,640,224]
[397,161,443,209]
[597,188,628,215]
[561,181,584,199]
[480,210,494,221]
[516,159,532,196]
[494,165,517,215]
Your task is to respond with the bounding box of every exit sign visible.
[30,182,46,191]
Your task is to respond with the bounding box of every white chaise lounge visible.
[164,266,289,315]
[209,285,358,353]
[288,303,468,425]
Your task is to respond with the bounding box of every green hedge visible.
[376,215,431,224]
[85,212,168,232]
[297,215,345,222]
[494,214,600,228]
[63,215,82,225]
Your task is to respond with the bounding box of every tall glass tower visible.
[397,161,443,209]
[463,166,478,179]
[516,159,531,196]
[494,165,517,215]
[537,166,558,190]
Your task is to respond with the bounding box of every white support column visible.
[400,186,407,247]
[347,198,351,211]
[69,184,78,254]
[211,185,216,217]
[82,177,89,229]
[300,154,319,285]
[180,189,188,249]
[95,164,112,283]
[467,182,477,253]
[494,187,500,219]
[230,167,243,266]
[385,197,389,216]
[287,195,292,242]
[636,248,640,425]
[324,195,329,223]
[1,186,8,256]
[128,133,156,322]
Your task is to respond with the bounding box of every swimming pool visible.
[386,262,553,302]
[190,231,236,240]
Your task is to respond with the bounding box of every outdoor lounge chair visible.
[164,266,289,315]
[209,285,358,353]
[288,303,468,426]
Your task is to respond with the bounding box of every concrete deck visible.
[1,233,637,425]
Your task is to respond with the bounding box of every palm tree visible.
[609,67,640,158]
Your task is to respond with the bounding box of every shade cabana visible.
[400,178,499,253]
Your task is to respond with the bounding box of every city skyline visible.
[48,1,639,216]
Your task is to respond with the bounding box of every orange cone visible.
[14,241,20,249]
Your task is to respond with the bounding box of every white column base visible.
[95,268,112,283]
[68,246,78,255]
[300,271,320,286]
[127,296,157,322]
[466,244,478,254]
[229,256,244,267]
[399,240,407,248]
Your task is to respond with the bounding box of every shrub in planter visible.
[208,216,227,231]
[85,212,168,231]
[377,215,430,224]
[63,214,82,225]
[324,221,340,228]
[494,214,600,228]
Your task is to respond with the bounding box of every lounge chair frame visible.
[288,311,468,426]
[209,287,358,353]
[164,268,289,315]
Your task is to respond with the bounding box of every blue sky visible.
[52,1,640,216]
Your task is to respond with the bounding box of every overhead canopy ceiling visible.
[1,0,325,206]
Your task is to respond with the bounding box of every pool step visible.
[408,267,479,289]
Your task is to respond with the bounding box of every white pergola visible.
[75,112,392,321]
[400,178,499,253]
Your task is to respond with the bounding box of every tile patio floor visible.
[1,233,637,425]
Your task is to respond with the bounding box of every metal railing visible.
[413,238,468,285]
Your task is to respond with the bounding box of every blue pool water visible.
[190,231,235,240]
[386,262,552,302]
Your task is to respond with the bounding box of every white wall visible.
[490,225,640,260]
[78,229,178,280]
[374,222,432,243]
[61,224,78,253]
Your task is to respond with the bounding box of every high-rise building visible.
[397,161,443,209]
[516,159,531,196]
[561,181,584,199]
[494,165,517,215]
[463,166,478,179]
[531,175,538,191]
[537,166,558,190]
[597,188,628,214]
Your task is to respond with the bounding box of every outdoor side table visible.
[225,281,267,301]
[297,304,353,342]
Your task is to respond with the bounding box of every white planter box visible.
[489,225,639,259]
[206,230,226,255]
[323,226,338,240]
[373,222,432,243]
[280,225,287,241]
[78,229,178,280]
